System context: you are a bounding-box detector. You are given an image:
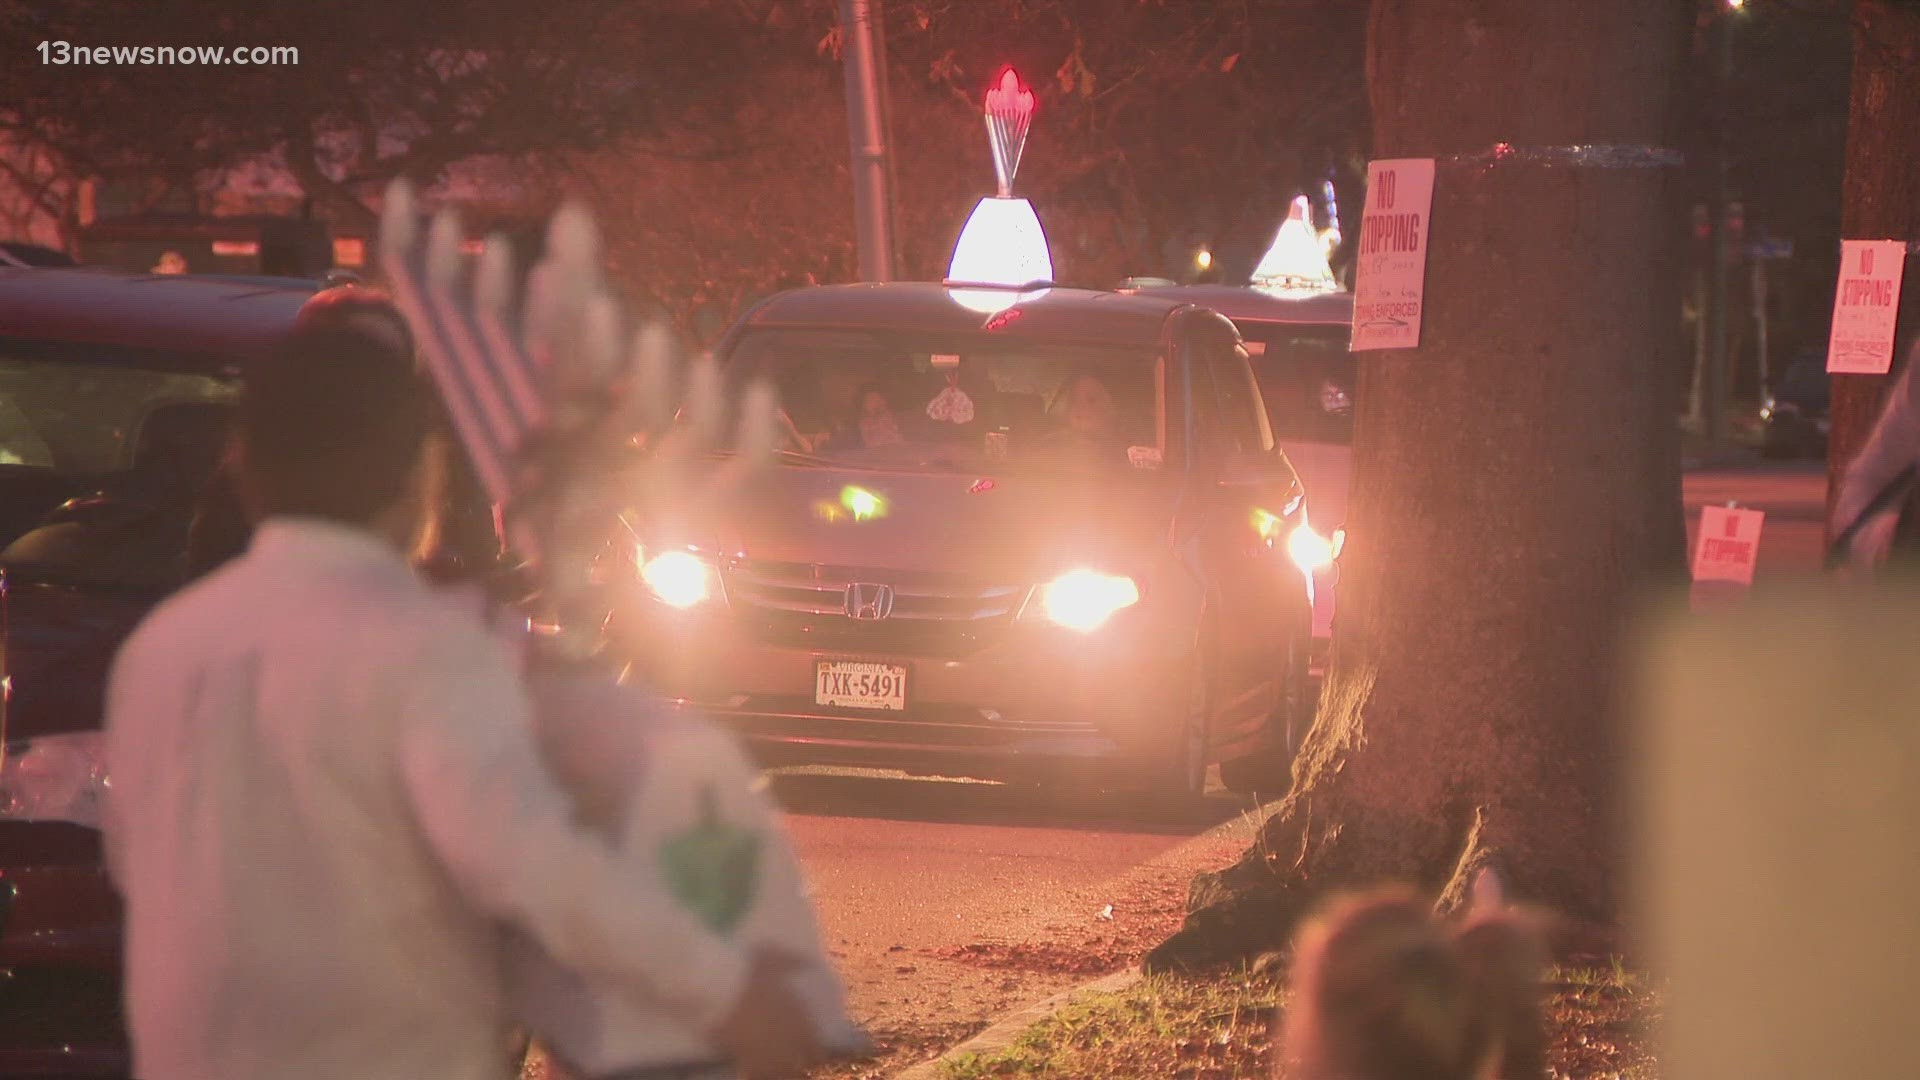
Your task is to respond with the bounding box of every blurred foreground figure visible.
[1279,873,1547,1080]
[1639,581,1920,1080]
[183,286,427,579]
[1831,339,1920,567]
[376,185,857,1077]
[102,321,817,1080]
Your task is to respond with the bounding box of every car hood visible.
[663,464,1179,576]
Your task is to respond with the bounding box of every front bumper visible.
[607,600,1194,779]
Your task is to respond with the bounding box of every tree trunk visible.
[1148,0,1689,969]
[1827,1,1920,543]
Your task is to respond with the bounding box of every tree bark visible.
[1148,0,1688,969]
[1827,0,1920,542]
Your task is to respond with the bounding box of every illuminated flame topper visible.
[984,68,1035,197]
[1250,194,1337,293]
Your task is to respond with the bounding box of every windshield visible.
[1240,324,1354,446]
[723,328,1164,473]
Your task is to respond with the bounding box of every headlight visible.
[0,732,109,829]
[641,550,713,608]
[1029,569,1141,632]
[1288,524,1337,574]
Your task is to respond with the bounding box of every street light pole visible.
[840,0,895,282]
[1705,5,1736,441]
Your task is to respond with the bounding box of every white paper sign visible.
[1351,158,1436,352]
[1693,505,1765,586]
[1827,240,1906,375]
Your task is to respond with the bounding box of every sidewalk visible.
[1681,435,1763,471]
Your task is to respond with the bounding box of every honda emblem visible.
[844,583,895,621]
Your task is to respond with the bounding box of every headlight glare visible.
[1035,569,1140,632]
[1287,525,1337,574]
[641,550,713,608]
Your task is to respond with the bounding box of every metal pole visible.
[1705,15,1734,441]
[1753,256,1770,393]
[1690,270,1708,425]
[840,0,894,282]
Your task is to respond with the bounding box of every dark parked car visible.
[1761,357,1830,460]
[0,269,334,1076]
[0,268,519,1075]
[602,283,1319,797]
[0,242,79,269]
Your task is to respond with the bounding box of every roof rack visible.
[938,278,1062,292]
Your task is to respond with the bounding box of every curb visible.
[1682,450,1764,472]
[891,967,1145,1079]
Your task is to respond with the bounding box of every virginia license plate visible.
[815,660,908,711]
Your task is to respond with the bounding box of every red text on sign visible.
[1360,213,1422,255]
[1842,278,1897,307]
[1701,537,1754,565]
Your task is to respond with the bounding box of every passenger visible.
[855,383,907,449]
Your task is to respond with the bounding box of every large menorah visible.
[377,180,778,650]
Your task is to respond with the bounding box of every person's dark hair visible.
[238,319,433,526]
[1278,878,1547,1080]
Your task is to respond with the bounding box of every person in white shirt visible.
[505,672,863,1080]
[103,306,822,1080]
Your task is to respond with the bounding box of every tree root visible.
[1142,799,1509,974]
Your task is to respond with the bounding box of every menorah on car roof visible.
[947,67,1055,315]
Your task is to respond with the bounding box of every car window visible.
[0,355,238,476]
[1193,334,1273,456]
[724,327,1165,473]
[1239,325,1354,446]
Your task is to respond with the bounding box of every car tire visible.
[1219,633,1309,798]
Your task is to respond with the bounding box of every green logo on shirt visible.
[657,786,761,935]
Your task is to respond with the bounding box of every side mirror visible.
[1217,446,1298,489]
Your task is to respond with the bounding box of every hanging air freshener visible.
[926,371,975,425]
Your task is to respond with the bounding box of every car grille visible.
[723,558,1028,658]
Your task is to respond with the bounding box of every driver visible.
[1048,372,1124,452]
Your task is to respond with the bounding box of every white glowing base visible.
[947,286,1052,314]
[948,196,1052,286]
[1250,215,1337,293]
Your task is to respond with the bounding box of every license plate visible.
[815,660,908,711]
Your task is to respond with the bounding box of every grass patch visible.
[940,959,1662,1079]
[942,970,1278,1080]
